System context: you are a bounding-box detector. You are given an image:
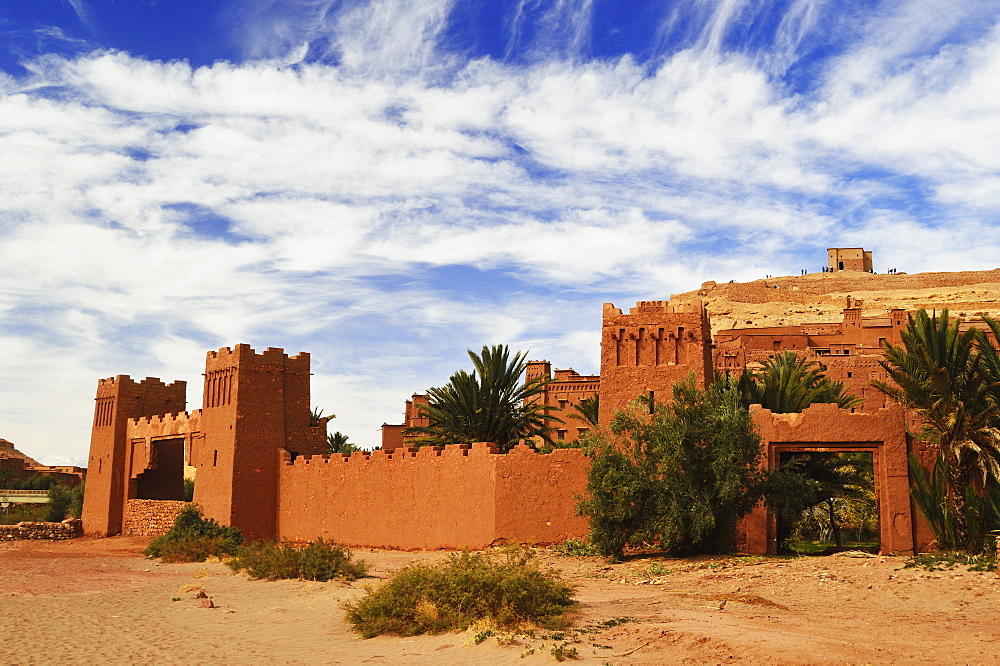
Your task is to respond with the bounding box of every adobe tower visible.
[599,299,713,424]
[82,376,187,536]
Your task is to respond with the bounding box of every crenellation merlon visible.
[129,411,193,428]
[206,344,310,371]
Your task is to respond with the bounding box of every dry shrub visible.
[227,539,367,582]
[344,547,576,638]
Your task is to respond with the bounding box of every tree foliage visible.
[405,344,559,453]
[764,452,874,550]
[734,351,862,413]
[577,378,765,560]
[569,394,599,428]
[327,431,359,455]
[873,309,1000,551]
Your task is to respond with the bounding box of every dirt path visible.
[2,538,998,664]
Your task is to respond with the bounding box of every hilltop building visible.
[0,438,85,487]
[828,247,874,272]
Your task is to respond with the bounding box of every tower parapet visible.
[599,299,713,424]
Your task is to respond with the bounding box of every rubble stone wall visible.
[122,499,189,536]
[0,518,82,541]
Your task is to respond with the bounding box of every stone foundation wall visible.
[0,518,82,541]
[123,499,189,536]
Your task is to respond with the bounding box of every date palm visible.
[569,394,599,428]
[405,345,559,453]
[736,352,862,413]
[873,309,1000,550]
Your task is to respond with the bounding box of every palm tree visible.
[873,309,1000,550]
[736,352,862,413]
[327,431,358,455]
[405,345,560,453]
[569,394,599,428]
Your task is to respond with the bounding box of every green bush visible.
[0,503,48,525]
[344,548,576,638]
[227,539,367,581]
[909,453,1000,554]
[3,473,59,491]
[68,482,85,519]
[45,484,72,522]
[578,378,765,560]
[144,505,243,562]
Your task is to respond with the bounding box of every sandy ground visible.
[2,537,999,665]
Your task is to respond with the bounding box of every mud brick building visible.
[82,345,585,548]
[87,282,989,553]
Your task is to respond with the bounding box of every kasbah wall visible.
[85,249,983,554]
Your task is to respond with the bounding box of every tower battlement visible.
[206,344,310,371]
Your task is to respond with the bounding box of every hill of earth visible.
[672,268,1000,335]
[0,438,40,468]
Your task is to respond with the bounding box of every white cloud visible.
[3,1,1000,459]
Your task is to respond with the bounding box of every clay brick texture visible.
[86,290,978,554]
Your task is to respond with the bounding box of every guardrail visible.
[0,489,51,504]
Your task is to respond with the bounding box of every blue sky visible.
[2,0,1000,463]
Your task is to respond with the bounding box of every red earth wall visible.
[82,375,187,537]
[743,403,918,555]
[277,442,589,549]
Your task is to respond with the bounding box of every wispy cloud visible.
[2,0,1000,457]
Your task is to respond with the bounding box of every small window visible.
[847,372,853,378]
[556,430,566,441]
[213,450,218,467]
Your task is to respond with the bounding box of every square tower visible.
[599,300,713,424]
[827,248,873,272]
[82,376,187,536]
[190,345,316,540]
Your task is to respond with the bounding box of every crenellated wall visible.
[277,443,589,549]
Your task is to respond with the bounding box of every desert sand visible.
[2,536,998,665]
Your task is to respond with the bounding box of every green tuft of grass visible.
[902,551,998,572]
[144,505,243,563]
[227,539,367,582]
[552,538,599,557]
[344,547,576,638]
[550,642,580,661]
